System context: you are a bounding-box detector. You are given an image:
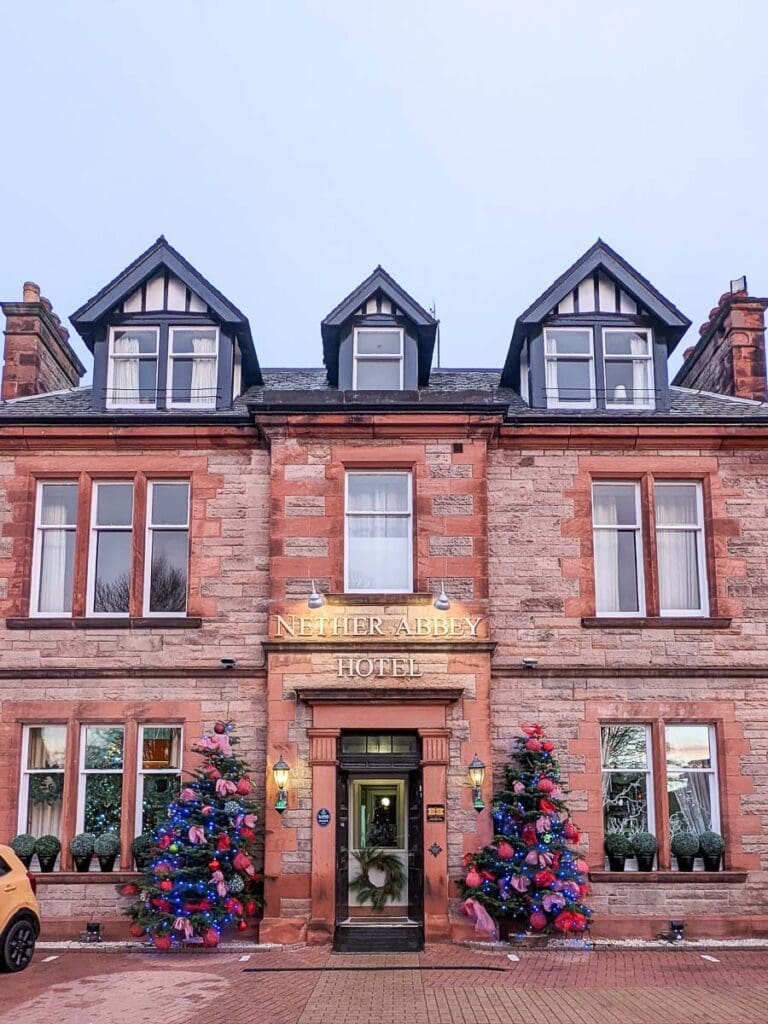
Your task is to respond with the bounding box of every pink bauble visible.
[529,910,547,931]
[537,777,555,793]
[202,928,220,948]
[153,934,172,952]
[497,841,515,860]
[526,739,542,752]
[465,868,482,888]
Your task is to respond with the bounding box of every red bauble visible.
[497,841,515,860]
[529,910,547,931]
[237,920,248,932]
[537,777,555,793]
[202,927,220,948]
[521,823,537,846]
[534,869,555,888]
[539,798,557,814]
[208,859,221,871]
[465,868,482,888]
[153,933,172,952]
[151,898,172,913]
[122,883,139,896]
[207,767,222,780]
[225,897,243,914]
[526,738,542,752]
[198,898,212,911]
[245,900,258,917]
[235,777,251,796]
[159,879,173,892]
[542,741,554,752]
[129,923,145,937]
[239,827,256,842]
[158,835,171,850]
[214,721,227,734]
[216,834,231,852]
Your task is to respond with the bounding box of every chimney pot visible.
[683,347,695,362]
[22,281,40,303]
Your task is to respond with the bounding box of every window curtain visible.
[190,335,217,405]
[656,488,700,610]
[112,336,140,403]
[669,772,712,835]
[593,491,621,613]
[631,334,649,402]
[39,498,73,613]
[348,517,409,590]
[26,779,63,835]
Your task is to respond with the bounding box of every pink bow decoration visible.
[214,733,233,756]
[178,788,197,803]
[525,850,553,868]
[210,870,228,897]
[459,898,498,937]
[542,892,566,912]
[195,735,217,751]
[188,826,206,845]
[535,816,551,833]
[550,785,563,799]
[513,782,525,794]
[173,916,194,940]
[215,778,237,797]
[243,814,257,829]
[510,875,530,892]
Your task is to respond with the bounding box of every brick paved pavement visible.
[2,945,768,1024]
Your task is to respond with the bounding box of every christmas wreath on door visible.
[349,846,406,911]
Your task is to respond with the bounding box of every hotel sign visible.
[273,614,486,640]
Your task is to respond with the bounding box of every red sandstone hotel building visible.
[1,237,767,948]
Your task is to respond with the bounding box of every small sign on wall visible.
[426,804,445,822]
[316,808,331,827]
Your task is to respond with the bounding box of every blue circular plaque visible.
[316,808,331,827]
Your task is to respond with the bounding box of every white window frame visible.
[352,327,404,391]
[600,723,655,864]
[167,326,220,410]
[543,326,596,409]
[86,481,134,618]
[135,724,183,836]
[602,327,655,410]
[17,724,67,834]
[344,470,413,594]
[106,326,160,410]
[665,723,720,837]
[30,479,78,618]
[592,480,646,617]
[76,723,125,835]
[143,480,191,617]
[654,481,709,617]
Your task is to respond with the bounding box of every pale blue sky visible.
[1,1,766,382]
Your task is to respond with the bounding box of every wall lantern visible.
[307,579,325,610]
[433,580,451,612]
[467,753,486,812]
[272,755,291,813]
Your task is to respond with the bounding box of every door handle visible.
[3,884,16,893]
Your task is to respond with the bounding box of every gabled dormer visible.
[321,266,437,390]
[502,240,690,412]
[71,237,261,412]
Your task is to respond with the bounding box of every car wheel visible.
[1,919,37,972]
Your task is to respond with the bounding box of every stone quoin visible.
[1,238,768,947]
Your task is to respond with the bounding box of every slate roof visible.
[2,373,768,422]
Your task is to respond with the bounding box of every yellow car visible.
[0,844,41,972]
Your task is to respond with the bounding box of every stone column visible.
[419,727,452,940]
[307,728,340,944]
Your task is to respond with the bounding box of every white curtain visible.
[631,334,649,403]
[26,778,63,835]
[656,486,700,610]
[112,336,140,403]
[190,335,217,405]
[39,498,73,613]
[594,530,620,613]
[669,772,712,835]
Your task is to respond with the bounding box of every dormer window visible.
[168,327,218,408]
[604,328,653,408]
[352,328,404,390]
[544,328,595,408]
[107,327,159,408]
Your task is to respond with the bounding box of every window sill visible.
[31,871,141,885]
[324,593,433,606]
[581,616,732,630]
[589,870,747,884]
[6,616,202,630]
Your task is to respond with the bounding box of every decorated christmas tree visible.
[458,722,592,936]
[123,722,262,950]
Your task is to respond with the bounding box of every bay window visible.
[136,725,183,834]
[353,328,404,390]
[87,482,134,616]
[544,327,595,408]
[77,725,124,837]
[145,481,190,614]
[603,328,654,408]
[168,327,218,408]
[18,725,67,838]
[107,327,159,408]
[592,482,644,615]
[345,471,412,592]
[31,481,78,616]
[655,482,708,615]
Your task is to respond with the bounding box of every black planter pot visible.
[607,853,626,872]
[97,854,117,873]
[133,854,150,872]
[14,852,33,869]
[675,854,695,872]
[73,855,93,873]
[37,854,57,873]
[636,854,656,872]
[702,853,722,872]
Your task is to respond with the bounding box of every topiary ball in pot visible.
[698,831,725,871]
[605,831,631,871]
[69,833,96,872]
[131,833,153,871]
[671,831,699,872]
[630,831,658,871]
[10,834,36,869]
[94,832,121,872]
[35,834,61,873]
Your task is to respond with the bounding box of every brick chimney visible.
[673,279,768,402]
[1,282,85,401]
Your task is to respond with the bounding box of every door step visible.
[333,921,423,953]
